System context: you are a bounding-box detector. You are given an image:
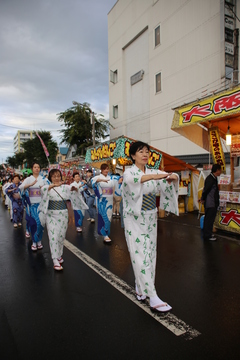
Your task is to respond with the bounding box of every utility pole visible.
[91,111,95,148]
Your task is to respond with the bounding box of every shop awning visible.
[171,85,240,152]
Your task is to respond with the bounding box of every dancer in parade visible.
[5,174,23,228]
[91,163,122,243]
[122,141,179,312]
[19,162,49,251]
[39,169,86,270]
[71,172,88,232]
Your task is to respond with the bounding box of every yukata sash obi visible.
[29,188,41,197]
[102,187,113,196]
[48,200,67,210]
[141,193,156,211]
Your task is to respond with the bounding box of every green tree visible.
[22,131,58,168]
[6,156,17,168]
[57,102,110,155]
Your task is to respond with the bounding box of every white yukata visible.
[122,164,179,298]
[71,181,88,227]
[39,184,85,260]
[91,174,121,237]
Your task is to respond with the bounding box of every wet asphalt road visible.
[0,201,240,360]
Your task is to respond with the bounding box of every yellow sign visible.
[178,87,240,125]
[90,141,117,161]
[86,137,162,169]
[216,204,240,235]
[209,128,226,172]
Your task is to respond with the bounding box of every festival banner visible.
[36,132,50,159]
[209,127,226,173]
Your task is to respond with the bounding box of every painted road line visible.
[64,239,201,340]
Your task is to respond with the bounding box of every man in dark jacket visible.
[200,164,222,241]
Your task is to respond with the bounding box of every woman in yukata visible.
[39,169,85,271]
[5,174,23,228]
[19,162,50,251]
[91,163,123,243]
[71,171,88,232]
[122,141,179,313]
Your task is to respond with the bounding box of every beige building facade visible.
[13,130,33,154]
[108,0,239,157]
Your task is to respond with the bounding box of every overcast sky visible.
[0,0,117,163]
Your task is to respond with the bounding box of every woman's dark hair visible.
[129,141,150,163]
[31,162,41,169]
[72,172,80,178]
[12,174,20,180]
[100,163,109,171]
[48,169,62,182]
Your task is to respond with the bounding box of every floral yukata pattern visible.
[39,184,86,260]
[122,165,179,297]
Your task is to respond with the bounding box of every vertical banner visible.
[36,132,50,163]
[209,127,226,173]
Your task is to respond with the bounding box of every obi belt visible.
[102,187,113,195]
[29,188,41,197]
[48,200,67,210]
[141,193,156,211]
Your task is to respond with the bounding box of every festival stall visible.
[85,135,199,214]
[48,156,87,184]
[171,85,240,234]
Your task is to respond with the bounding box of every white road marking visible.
[64,239,201,340]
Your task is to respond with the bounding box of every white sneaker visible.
[76,227,82,232]
[90,218,95,223]
[87,218,91,221]
[209,236,217,241]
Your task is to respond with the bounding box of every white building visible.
[108,0,239,159]
[13,130,33,153]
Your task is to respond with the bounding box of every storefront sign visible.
[85,136,162,169]
[130,70,144,86]
[225,5,234,18]
[220,209,240,226]
[225,53,234,67]
[225,15,234,30]
[216,204,240,235]
[225,42,234,55]
[89,141,117,162]
[178,87,240,125]
[225,28,234,43]
[209,128,226,172]
[230,134,240,157]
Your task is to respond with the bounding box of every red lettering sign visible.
[220,209,240,226]
[213,91,240,114]
[182,104,212,123]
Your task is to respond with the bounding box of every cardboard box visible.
[219,184,233,191]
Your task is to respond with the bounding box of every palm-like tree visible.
[58,102,110,155]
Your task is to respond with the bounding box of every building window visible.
[113,105,118,119]
[155,72,162,93]
[154,25,160,47]
[110,70,118,84]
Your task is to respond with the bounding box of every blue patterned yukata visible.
[91,174,121,237]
